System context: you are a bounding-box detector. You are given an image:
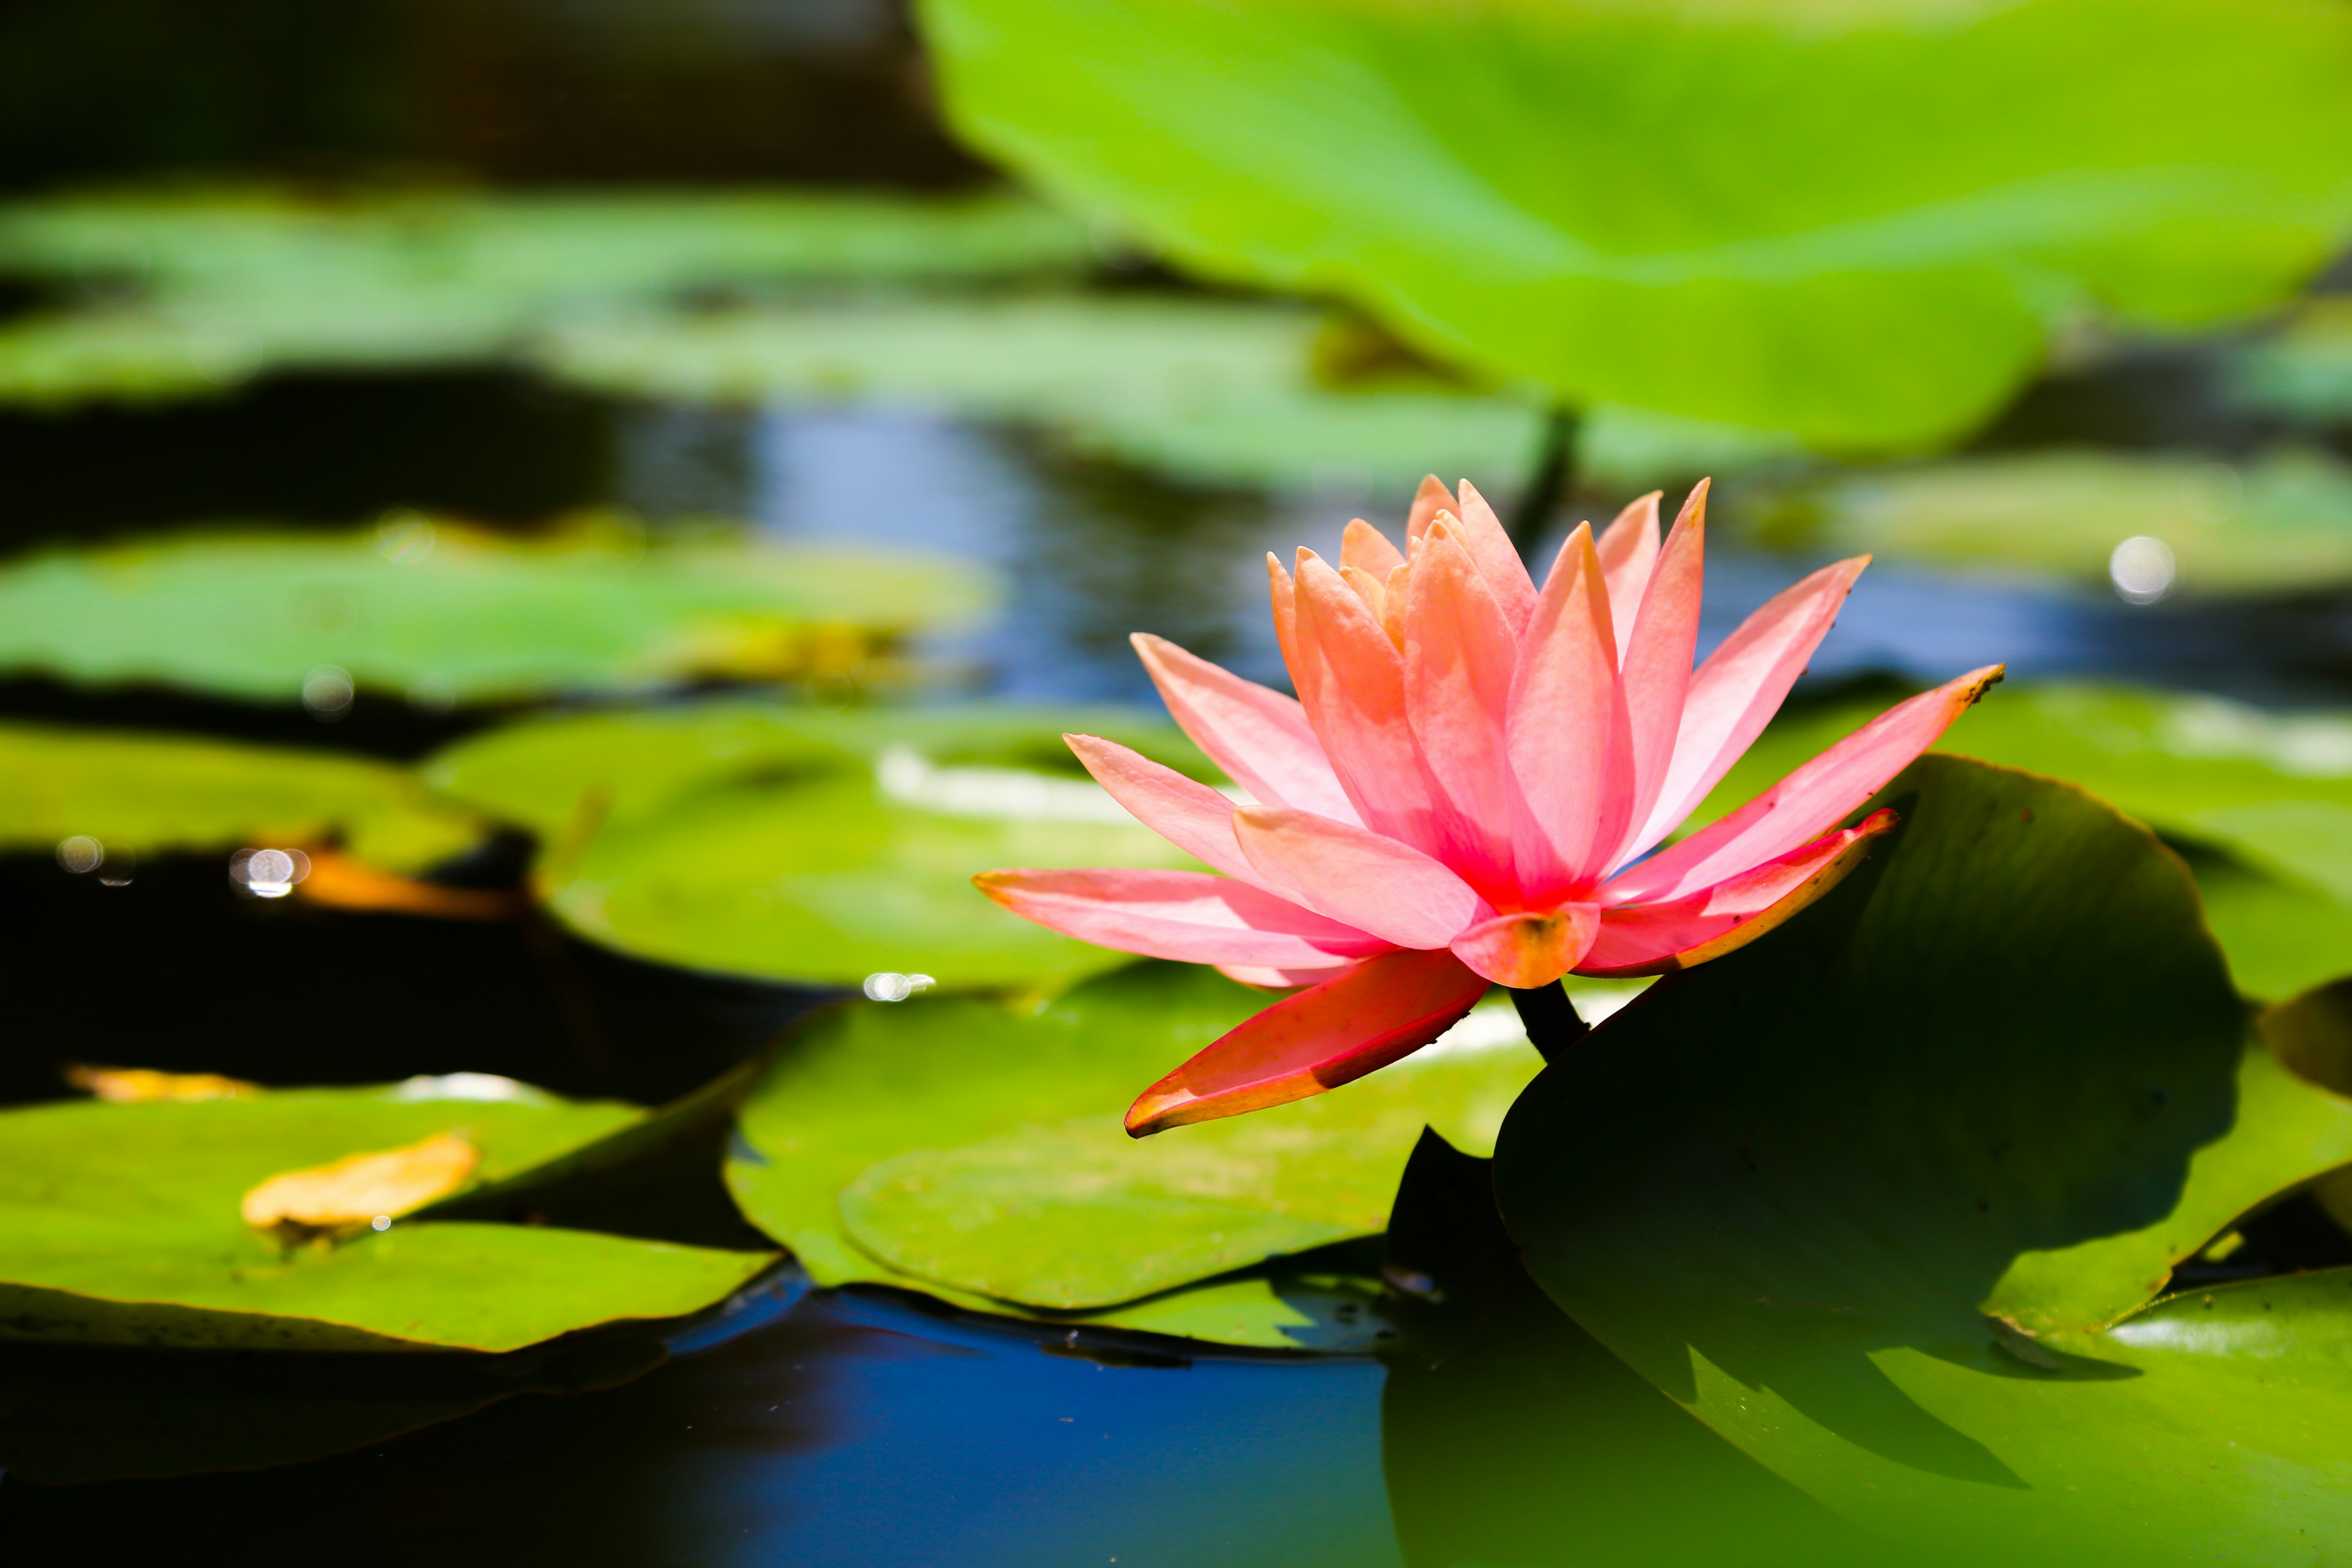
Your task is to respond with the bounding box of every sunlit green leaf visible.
[0,1079,774,1352]
[1498,756,2352,1561]
[922,0,2352,448]
[428,701,1217,988]
[1707,683,2352,998]
[0,721,482,873]
[0,522,984,706]
[1749,448,2352,591]
[728,962,1540,1343]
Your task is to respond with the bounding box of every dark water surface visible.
[0,363,2346,1564]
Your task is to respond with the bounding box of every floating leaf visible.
[1709,683,2352,998]
[240,1132,481,1236]
[428,701,1220,988]
[543,295,1796,493]
[729,961,1542,1343]
[0,1082,773,1352]
[2225,297,2352,426]
[921,0,2352,448]
[0,522,985,706]
[1751,448,2352,592]
[1496,757,2352,1559]
[0,722,482,873]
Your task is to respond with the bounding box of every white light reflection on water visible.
[229,846,310,899]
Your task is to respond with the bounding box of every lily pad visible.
[921,0,2352,449]
[0,1079,775,1351]
[1496,756,2352,1560]
[729,962,1542,1343]
[1750,448,2352,592]
[427,701,1219,988]
[1708,683,2352,998]
[0,522,985,706]
[2225,296,2352,426]
[0,721,482,873]
[543,295,1797,494]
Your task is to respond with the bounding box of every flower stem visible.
[1504,404,1582,556]
[1507,982,1587,1064]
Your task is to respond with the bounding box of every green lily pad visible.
[0,1079,775,1352]
[729,961,1542,1344]
[920,0,2352,449]
[0,187,1095,406]
[0,722,483,873]
[543,295,1797,494]
[1749,448,2352,592]
[1708,682,2352,999]
[1496,756,2352,1559]
[0,522,985,706]
[2225,297,2352,426]
[427,701,1218,988]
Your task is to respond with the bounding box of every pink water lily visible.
[977,477,2002,1135]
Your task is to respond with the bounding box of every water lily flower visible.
[977,478,2002,1134]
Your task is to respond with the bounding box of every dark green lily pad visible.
[427,701,1219,988]
[1751,448,2352,592]
[922,0,2352,448]
[729,962,1543,1344]
[0,722,483,873]
[0,1079,775,1352]
[1496,756,2352,1559]
[2225,298,2352,426]
[0,523,984,706]
[1708,683,2352,998]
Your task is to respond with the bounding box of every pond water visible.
[0,360,2346,1564]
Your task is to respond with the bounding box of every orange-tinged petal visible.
[1341,518,1406,578]
[1606,483,1707,872]
[1125,948,1490,1134]
[1131,631,1357,825]
[1232,805,1481,949]
[1382,560,1411,649]
[1268,552,1302,678]
[1509,522,1634,892]
[1291,551,1444,851]
[1451,480,1539,635]
[974,868,1385,968]
[1626,552,1870,860]
[1581,809,1897,976]
[1405,475,1457,543]
[1403,521,1525,899]
[1340,563,1389,624]
[1593,489,1664,650]
[1450,903,1601,989]
[1608,666,2003,906]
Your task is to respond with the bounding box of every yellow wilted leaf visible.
[65,1065,262,1103]
[240,1131,479,1234]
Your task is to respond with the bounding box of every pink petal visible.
[1267,553,1303,679]
[1627,554,1871,858]
[1289,552,1445,851]
[1607,666,2005,905]
[1233,805,1482,949]
[1216,960,1350,990]
[1125,948,1491,1134]
[1405,475,1456,544]
[1131,632,1359,826]
[1450,903,1601,989]
[1450,480,1539,636]
[1341,518,1406,578]
[973,868,1385,968]
[1606,484,1708,871]
[1403,522,1525,900]
[1063,733,1257,885]
[1581,809,1898,976]
[1594,490,1663,650]
[1508,522,1635,893]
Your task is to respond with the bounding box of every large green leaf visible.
[0,187,1094,405]
[0,1079,775,1352]
[1708,682,2352,998]
[920,0,2352,448]
[0,721,482,873]
[1747,447,2352,592]
[0,523,984,706]
[729,962,1547,1344]
[1496,757,2352,1560]
[428,701,1216,988]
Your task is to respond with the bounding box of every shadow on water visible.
[0,1289,1404,1568]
